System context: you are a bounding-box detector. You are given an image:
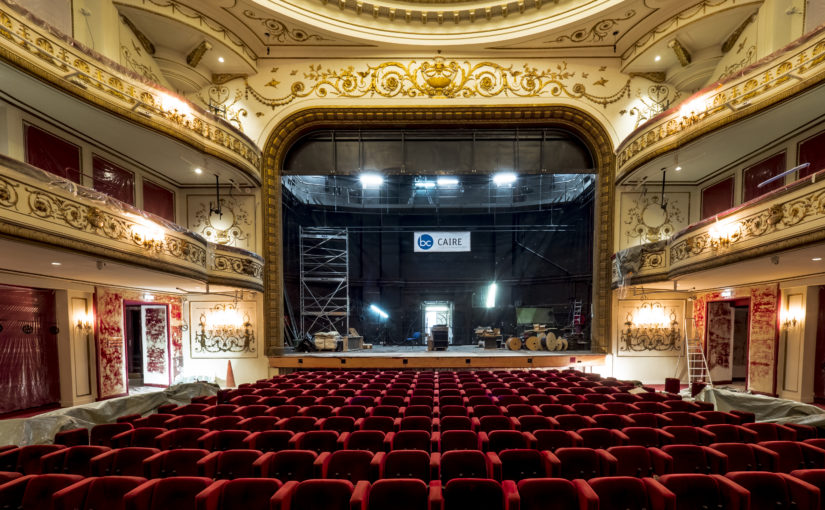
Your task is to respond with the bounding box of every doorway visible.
[123,302,171,388]
[423,301,453,344]
[705,298,750,385]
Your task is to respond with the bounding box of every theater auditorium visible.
[1,0,825,508]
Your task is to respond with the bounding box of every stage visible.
[268,344,606,370]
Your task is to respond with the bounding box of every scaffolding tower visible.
[299,227,349,338]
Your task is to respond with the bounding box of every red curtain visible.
[798,130,825,179]
[701,177,734,219]
[25,125,81,183]
[143,180,175,222]
[743,152,786,202]
[93,156,134,205]
[0,285,61,415]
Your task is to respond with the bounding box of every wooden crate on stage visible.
[343,328,364,351]
[313,331,341,351]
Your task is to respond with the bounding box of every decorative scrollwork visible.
[213,253,263,279]
[0,176,20,207]
[551,10,636,44]
[243,10,328,43]
[193,303,256,355]
[246,58,631,108]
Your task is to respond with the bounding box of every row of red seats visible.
[3,470,825,510]
[3,440,824,482]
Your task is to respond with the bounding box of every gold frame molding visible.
[261,105,616,355]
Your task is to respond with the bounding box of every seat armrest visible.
[429,480,443,510]
[430,431,441,453]
[253,451,275,477]
[89,449,116,476]
[486,451,502,481]
[643,477,676,510]
[393,418,402,432]
[39,449,68,473]
[780,473,821,509]
[194,479,229,510]
[540,450,561,477]
[429,452,441,482]
[432,418,440,432]
[478,431,490,452]
[124,478,160,510]
[523,431,538,449]
[501,479,520,510]
[197,450,222,478]
[270,480,298,510]
[655,414,674,426]
[569,431,584,445]
[351,480,369,510]
[52,478,93,510]
[314,451,331,478]
[659,429,676,442]
[432,406,440,419]
[197,430,219,450]
[711,474,750,510]
[572,479,599,510]
[596,449,618,475]
[508,417,521,431]
[288,432,305,449]
[611,429,630,445]
[337,432,350,450]
[370,452,385,480]
[776,424,798,441]
[648,447,673,474]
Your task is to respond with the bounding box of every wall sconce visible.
[708,220,740,251]
[195,303,255,354]
[782,307,804,330]
[130,220,165,251]
[620,301,681,353]
[75,313,94,333]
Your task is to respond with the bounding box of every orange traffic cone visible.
[226,360,236,388]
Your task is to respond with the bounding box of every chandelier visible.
[620,301,681,353]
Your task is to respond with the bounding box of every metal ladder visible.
[678,317,712,387]
[571,300,583,334]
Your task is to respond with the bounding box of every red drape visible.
[93,156,134,205]
[743,152,786,202]
[701,177,734,219]
[0,285,61,415]
[798,130,825,179]
[142,180,175,222]
[25,125,81,183]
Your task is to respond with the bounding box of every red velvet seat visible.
[790,469,825,509]
[533,429,583,450]
[90,447,159,477]
[357,416,395,433]
[498,448,559,480]
[555,414,598,431]
[319,416,358,433]
[608,446,672,477]
[743,423,797,442]
[474,415,518,433]
[237,416,280,432]
[40,445,110,476]
[52,475,146,510]
[91,423,134,447]
[726,471,820,510]
[143,448,209,478]
[242,430,294,452]
[372,449,431,481]
[703,424,758,443]
[0,474,84,510]
[387,430,432,452]
[155,428,208,450]
[440,416,473,432]
[657,473,749,510]
[437,449,500,482]
[270,479,367,510]
[587,476,675,510]
[661,412,707,427]
[302,405,335,419]
[516,478,598,510]
[437,478,518,510]
[316,449,374,482]
[759,440,825,473]
[277,416,318,433]
[132,414,174,428]
[709,442,779,472]
[554,447,616,480]
[335,406,368,419]
[577,428,629,449]
[483,430,535,453]
[197,449,262,479]
[111,428,166,449]
[54,428,89,447]
[290,430,340,453]
[662,426,716,446]
[197,430,250,451]
[340,430,387,453]
[593,413,636,430]
[661,445,728,474]
[696,411,741,425]
[201,416,244,431]
[122,476,212,510]
[365,478,431,510]
[253,450,317,480]
[571,403,609,417]
[265,405,301,419]
[0,444,66,474]
[170,404,210,416]
[622,427,675,448]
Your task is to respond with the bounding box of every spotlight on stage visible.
[360,173,384,188]
[370,304,389,319]
[437,177,459,187]
[414,179,435,189]
[485,282,497,308]
[492,172,517,186]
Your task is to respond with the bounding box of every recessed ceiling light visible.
[218,57,225,63]
[51,262,61,266]
[194,167,203,174]
[654,55,661,62]
[675,166,682,171]
[813,257,822,261]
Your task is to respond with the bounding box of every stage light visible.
[437,177,459,187]
[370,304,389,319]
[485,282,497,308]
[493,172,517,186]
[414,180,435,189]
[360,173,384,188]
[194,167,203,174]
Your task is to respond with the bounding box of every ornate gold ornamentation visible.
[722,13,756,53]
[0,4,261,180]
[616,31,825,177]
[623,191,686,244]
[550,10,635,44]
[246,58,631,108]
[120,15,155,55]
[242,9,329,43]
[120,45,162,84]
[191,196,252,247]
[186,40,212,67]
[213,252,263,279]
[629,72,667,84]
[212,73,247,85]
[621,84,679,129]
[717,44,756,81]
[196,85,247,133]
[668,39,692,67]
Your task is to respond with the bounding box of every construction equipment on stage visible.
[474,327,503,349]
[313,331,342,351]
[509,324,568,351]
[506,336,523,351]
[430,325,449,351]
[343,328,364,351]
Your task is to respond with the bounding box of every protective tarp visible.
[698,387,825,426]
[0,382,217,447]
[92,156,134,205]
[612,240,668,292]
[0,285,60,415]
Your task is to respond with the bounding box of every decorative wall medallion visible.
[195,86,247,133]
[245,58,632,107]
[189,301,257,358]
[187,195,254,249]
[621,191,689,249]
[621,84,680,129]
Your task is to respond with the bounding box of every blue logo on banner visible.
[418,234,434,250]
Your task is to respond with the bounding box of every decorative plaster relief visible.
[187,194,255,250]
[189,301,257,359]
[620,191,689,250]
[616,299,684,356]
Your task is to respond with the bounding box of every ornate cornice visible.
[0,155,264,292]
[616,27,825,180]
[260,104,615,355]
[0,2,262,184]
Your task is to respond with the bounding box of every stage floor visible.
[269,344,605,370]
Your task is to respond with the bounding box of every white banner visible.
[414,232,471,252]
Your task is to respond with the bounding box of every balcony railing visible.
[613,168,825,287]
[0,154,264,291]
[616,25,825,179]
[0,1,261,182]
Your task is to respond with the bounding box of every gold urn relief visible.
[421,58,457,93]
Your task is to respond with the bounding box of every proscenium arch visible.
[261,105,615,356]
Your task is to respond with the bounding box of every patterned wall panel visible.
[187,195,255,250]
[619,192,689,250]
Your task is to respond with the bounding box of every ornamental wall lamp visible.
[195,297,255,354]
[708,220,740,250]
[782,306,804,330]
[130,218,166,251]
[621,301,681,353]
[74,312,94,333]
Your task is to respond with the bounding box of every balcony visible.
[613,169,825,288]
[0,154,264,292]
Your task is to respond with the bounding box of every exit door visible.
[423,301,453,344]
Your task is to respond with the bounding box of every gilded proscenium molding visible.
[0,3,262,183]
[0,155,264,292]
[616,28,825,179]
[246,58,631,107]
[261,105,615,355]
[112,0,256,65]
[620,0,761,67]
